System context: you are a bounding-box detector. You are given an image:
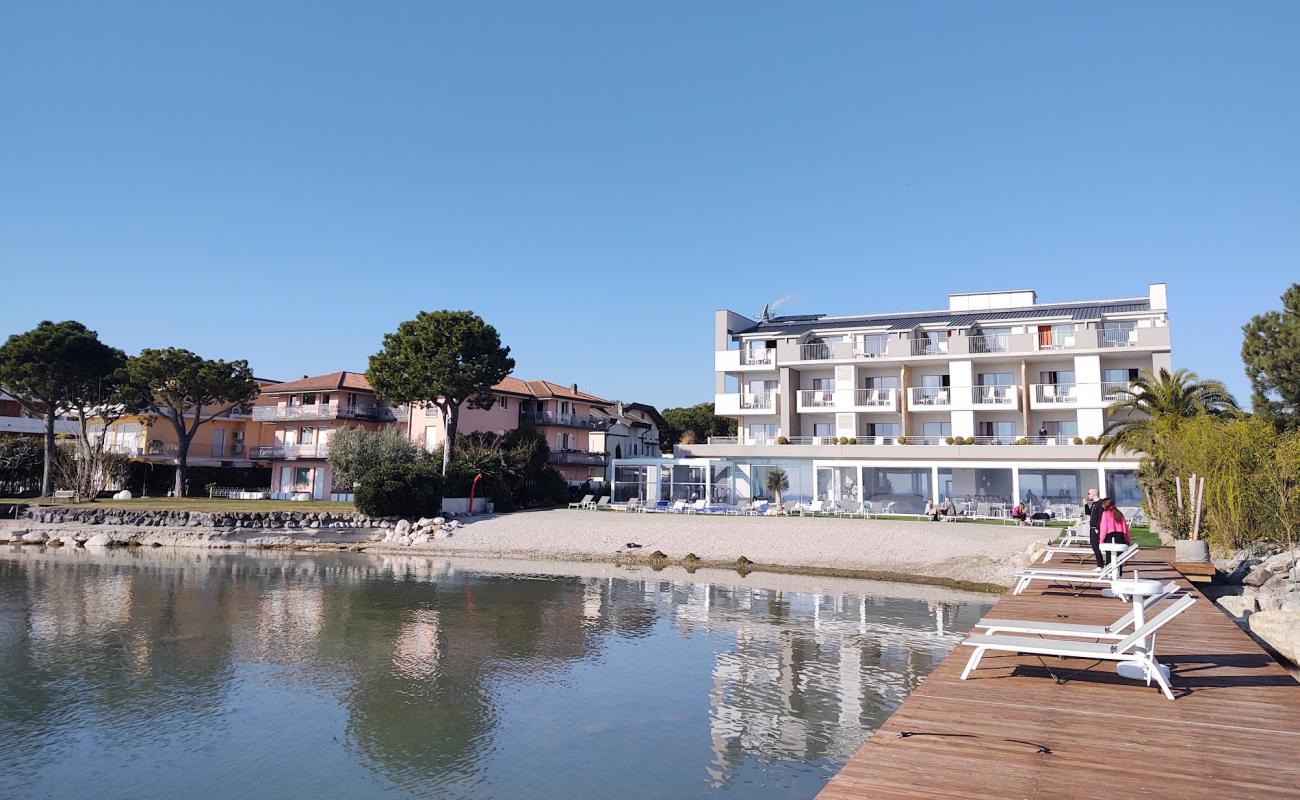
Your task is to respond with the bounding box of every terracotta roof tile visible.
[262,371,374,395]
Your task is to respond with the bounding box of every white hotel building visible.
[612,284,1169,516]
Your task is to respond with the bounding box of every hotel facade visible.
[611,284,1169,517]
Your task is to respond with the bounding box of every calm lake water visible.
[0,546,993,799]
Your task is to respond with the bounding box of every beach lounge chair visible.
[669,500,688,513]
[618,498,641,512]
[687,499,707,514]
[975,580,1182,639]
[960,594,1196,700]
[1012,545,1141,595]
[592,496,611,510]
[747,500,770,516]
[1039,545,1096,563]
[800,500,826,517]
[568,494,594,510]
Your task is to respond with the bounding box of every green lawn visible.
[1,497,356,513]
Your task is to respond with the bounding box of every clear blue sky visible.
[3,2,1297,408]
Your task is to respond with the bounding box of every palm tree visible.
[1101,368,1238,538]
[765,467,790,510]
[1101,367,1238,457]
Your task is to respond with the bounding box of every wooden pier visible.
[819,550,1300,799]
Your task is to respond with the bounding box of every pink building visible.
[405,377,614,484]
[251,371,406,500]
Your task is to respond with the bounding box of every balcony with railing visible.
[1101,381,1133,402]
[251,403,406,422]
[908,386,951,408]
[1099,328,1138,348]
[971,384,1018,409]
[715,391,778,415]
[250,443,330,460]
[796,389,837,411]
[967,333,1011,354]
[549,449,608,466]
[1032,383,1079,407]
[1036,330,1076,351]
[909,337,949,357]
[739,348,775,366]
[524,411,612,430]
[850,387,897,411]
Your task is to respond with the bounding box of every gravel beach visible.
[389,509,1050,589]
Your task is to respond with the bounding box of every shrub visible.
[944,436,955,445]
[828,436,839,445]
[354,462,443,518]
[847,437,857,445]
[897,436,907,445]
[1073,436,1084,445]
[328,426,424,488]
[1084,435,1098,445]
[776,436,789,445]
[964,436,976,445]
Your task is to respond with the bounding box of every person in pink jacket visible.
[1099,498,1131,575]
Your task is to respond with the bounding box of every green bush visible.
[897,436,907,445]
[354,462,443,518]
[1073,436,1084,445]
[776,436,789,445]
[1084,435,1098,445]
[944,436,955,445]
[847,437,857,445]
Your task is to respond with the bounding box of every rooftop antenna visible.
[759,303,770,322]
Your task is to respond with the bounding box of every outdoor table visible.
[1109,574,1172,683]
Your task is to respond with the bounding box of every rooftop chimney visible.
[571,383,579,393]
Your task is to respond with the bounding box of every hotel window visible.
[299,427,314,445]
[854,333,889,357]
[862,375,899,389]
[294,467,312,488]
[923,421,951,437]
[747,379,777,396]
[289,394,301,407]
[746,423,778,443]
[424,427,438,452]
[812,422,835,438]
[977,421,1017,440]
[498,396,508,409]
[811,378,835,390]
[302,393,317,406]
[863,422,899,438]
[920,374,950,387]
[1038,370,1075,386]
[1044,420,1078,438]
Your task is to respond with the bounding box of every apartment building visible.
[611,285,1168,516]
[407,377,616,484]
[589,402,667,460]
[0,391,80,438]
[252,372,406,499]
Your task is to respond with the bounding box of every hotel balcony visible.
[796,388,898,412]
[715,392,778,415]
[714,349,777,371]
[250,443,330,460]
[549,449,608,466]
[970,385,1019,411]
[907,386,952,409]
[251,403,407,422]
[524,411,613,430]
[1031,383,1079,409]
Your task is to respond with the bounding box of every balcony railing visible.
[1101,381,1133,401]
[250,444,329,460]
[967,333,1011,354]
[971,385,1016,406]
[1099,328,1137,348]
[524,411,612,430]
[909,337,949,357]
[738,393,776,410]
[797,389,837,408]
[1036,331,1076,350]
[1033,383,1078,404]
[549,449,608,466]
[251,403,405,422]
[852,388,896,407]
[798,342,835,361]
[739,349,775,366]
[908,386,951,406]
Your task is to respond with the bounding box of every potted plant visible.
[776,436,789,445]
[1084,436,1098,445]
[1072,436,1084,445]
[944,436,955,445]
[1172,474,1210,563]
[847,437,857,445]
[897,435,907,445]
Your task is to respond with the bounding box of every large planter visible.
[1174,539,1210,563]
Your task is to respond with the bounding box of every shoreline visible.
[0,508,1046,593]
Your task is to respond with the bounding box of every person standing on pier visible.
[1083,488,1106,567]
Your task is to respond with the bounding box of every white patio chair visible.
[618,498,641,512]
[568,494,594,510]
[1012,545,1141,594]
[960,594,1196,700]
[975,581,1181,639]
[592,496,611,510]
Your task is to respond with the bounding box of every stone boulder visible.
[1243,566,1273,587]
[434,528,453,539]
[1216,590,1258,619]
[113,490,132,500]
[416,517,436,529]
[1249,610,1300,666]
[22,531,49,543]
[85,533,113,548]
[410,532,431,546]
[432,517,446,526]
[393,519,412,538]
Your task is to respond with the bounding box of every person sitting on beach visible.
[1011,502,1029,525]
[939,496,955,518]
[925,499,939,521]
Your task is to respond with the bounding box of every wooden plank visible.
[818,550,1300,799]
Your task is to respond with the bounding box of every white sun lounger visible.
[976,580,1182,639]
[960,594,1196,700]
[568,494,594,510]
[592,496,611,510]
[1012,545,1141,595]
